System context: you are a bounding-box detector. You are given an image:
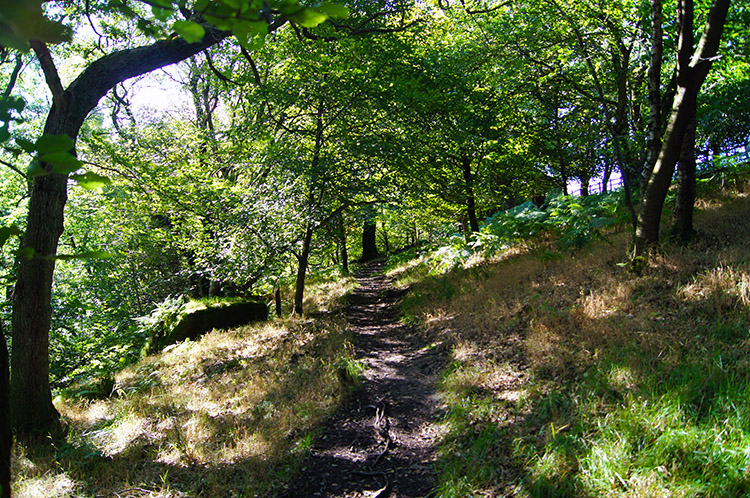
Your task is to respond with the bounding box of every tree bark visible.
[634,0,730,256]
[338,217,349,275]
[1,328,10,498]
[12,29,230,437]
[292,225,313,316]
[462,155,479,232]
[671,111,697,241]
[643,0,664,187]
[275,287,282,317]
[340,234,349,275]
[361,211,378,262]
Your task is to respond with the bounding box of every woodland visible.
[0,0,749,496]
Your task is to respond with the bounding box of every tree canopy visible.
[0,0,746,442]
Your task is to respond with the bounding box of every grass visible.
[393,181,750,497]
[11,276,359,497]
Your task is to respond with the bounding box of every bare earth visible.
[283,261,449,498]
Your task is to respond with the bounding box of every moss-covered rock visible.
[143,300,267,355]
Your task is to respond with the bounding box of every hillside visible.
[11,180,750,497]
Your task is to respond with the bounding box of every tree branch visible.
[204,50,240,86]
[30,40,64,105]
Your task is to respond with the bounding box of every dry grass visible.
[12,277,358,498]
[398,182,750,496]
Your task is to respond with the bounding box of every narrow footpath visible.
[284,261,448,497]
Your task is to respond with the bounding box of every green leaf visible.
[233,21,269,50]
[291,8,328,28]
[49,250,112,261]
[16,138,36,153]
[27,159,46,177]
[318,3,349,18]
[35,133,74,153]
[16,247,35,260]
[173,20,205,43]
[0,225,23,248]
[151,6,172,21]
[69,172,111,189]
[40,151,83,175]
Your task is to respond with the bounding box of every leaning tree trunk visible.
[671,112,697,242]
[634,0,730,256]
[1,328,11,498]
[12,30,229,438]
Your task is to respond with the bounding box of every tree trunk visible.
[644,0,664,187]
[671,111,697,241]
[462,156,479,232]
[292,225,313,316]
[634,0,730,256]
[1,328,11,498]
[340,234,349,275]
[11,30,229,437]
[361,217,378,262]
[275,287,282,318]
[601,154,613,193]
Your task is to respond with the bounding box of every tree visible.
[634,0,731,256]
[9,0,348,437]
[0,328,9,498]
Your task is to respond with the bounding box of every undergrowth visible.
[11,276,359,498]
[394,178,750,497]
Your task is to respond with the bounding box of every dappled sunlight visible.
[679,266,750,309]
[397,186,750,496]
[13,472,78,498]
[15,293,357,497]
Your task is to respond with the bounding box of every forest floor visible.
[283,261,450,498]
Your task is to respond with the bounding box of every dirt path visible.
[283,261,448,497]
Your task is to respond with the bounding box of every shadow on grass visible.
[404,191,750,497]
[13,316,358,498]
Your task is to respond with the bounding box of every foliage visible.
[418,191,629,274]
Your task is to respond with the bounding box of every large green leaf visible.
[0,225,23,248]
[70,172,112,189]
[35,134,75,153]
[318,3,349,19]
[41,151,84,175]
[173,20,205,43]
[291,8,328,28]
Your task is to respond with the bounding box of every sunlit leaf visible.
[318,3,349,19]
[151,6,172,22]
[233,20,269,50]
[69,172,112,189]
[173,20,205,43]
[49,250,112,261]
[291,8,328,28]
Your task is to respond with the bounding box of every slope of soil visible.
[283,261,448,497]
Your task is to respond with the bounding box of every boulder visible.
[145,300,268,354]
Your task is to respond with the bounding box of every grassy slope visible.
[11,278,359,498]
[395,183,750,497]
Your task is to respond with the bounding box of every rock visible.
[144,300,268,354]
